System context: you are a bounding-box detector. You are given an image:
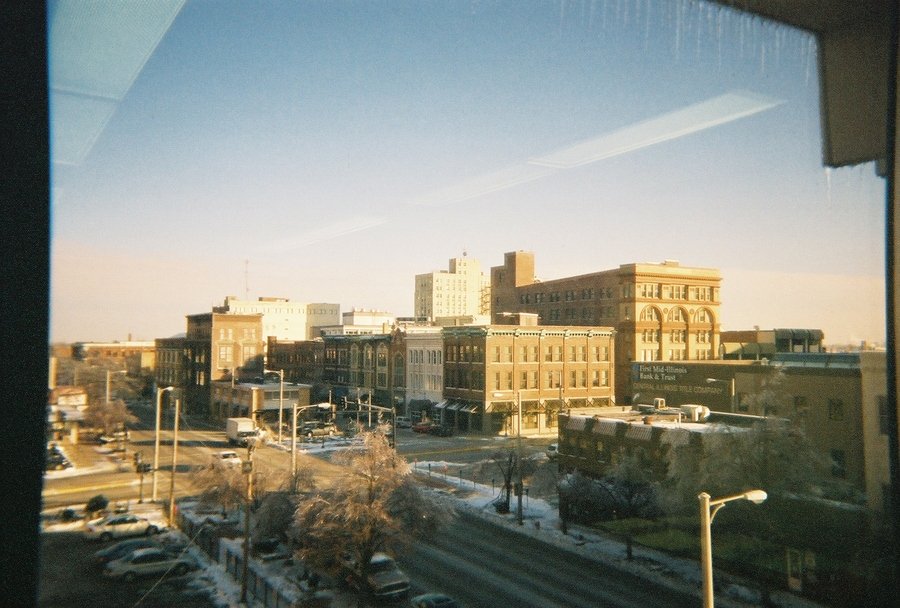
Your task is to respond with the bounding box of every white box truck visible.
[226,417,258,446]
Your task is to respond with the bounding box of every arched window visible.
[392,354,404,386]
[666,307,686,322]
[639,306,660,321]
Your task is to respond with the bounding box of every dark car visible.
[428,425,453,437]
[45,451,71,470]
[93,538,161,568]
[411,593,461,608]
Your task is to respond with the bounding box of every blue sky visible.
[49,1,886,345]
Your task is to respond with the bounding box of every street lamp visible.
[152,386,174,502]
[264,368,285,444]
[705,377,735,413]
[698,489,767,608]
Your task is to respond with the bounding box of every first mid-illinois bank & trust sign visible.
[630,363,727,406]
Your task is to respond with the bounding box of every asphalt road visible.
[399,510,697,608]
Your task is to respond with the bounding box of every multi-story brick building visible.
[441,322,615,435]
[415,254,490,321]
[629,352,893,511]
[266,337,325,387]
[322,331,407,408]
[155,312,264,416]
[490,250,721,403]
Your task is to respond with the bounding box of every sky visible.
[49,0,887,346]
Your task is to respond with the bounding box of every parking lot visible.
[38,529,215,608]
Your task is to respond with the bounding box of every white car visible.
[83,514,162,542]
[213,450,242,468]
[103,547,196,581]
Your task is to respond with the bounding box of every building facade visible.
[404,331,445,408]
[215,296,340,341]
[490,250,721,403]
[155,312,264,416]
[266,337,325,387]
[210,379,311,425]
[319,309,396,336]
[630,353,892,510]
[441,325,615,435]
[415,254,490,321]
[72,340,157,374]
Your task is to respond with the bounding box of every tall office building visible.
[491,251,721,403]
[414,254,490,321]
[215,296,339,341]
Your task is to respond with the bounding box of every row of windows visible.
[445,368,610,390]
[639,348,712,361]
[217,345,257,364]
[218,328,258,340]
[638,306,713,323]
[409,349,443,365]
[446,344,610,363]
[520,287,615,305]
[641,329,712,343]
[635,284,716,301]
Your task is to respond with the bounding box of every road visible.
[398,510,696,608]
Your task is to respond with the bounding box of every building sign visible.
[631,363,728,406]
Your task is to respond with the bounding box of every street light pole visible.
[168,397,181,528]
[152,386,174,502]
[240,438,258,604]
[516,389,523,526]
[699,489,767,608]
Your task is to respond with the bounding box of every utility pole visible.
[516,390,523,526]
[240,438,257,604]
[152,386,174,502]
[168,398,181,528]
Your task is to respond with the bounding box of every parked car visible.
[410,593,461,608]
[412,420,436,433]
[45,450,71,471]
[93,538,162,568]
[98,430,130,444]
[428,425,453,437]
[345,552,410,601]
[300,421,337,438]
[83,513,162,542]
[103,547,196,581]
[212,450,242,468]
[395,416,412,429]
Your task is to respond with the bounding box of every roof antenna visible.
[244,259,249,299]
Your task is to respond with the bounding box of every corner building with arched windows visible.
[490,251,721,404]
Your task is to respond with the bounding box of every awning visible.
[592,419,623,437]
[433,400,449,410]
[447,402,462,411]
[460,404,479,414]
[565,416,589,431]
[624,424,654,443]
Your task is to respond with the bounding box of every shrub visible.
[85,494,109,515]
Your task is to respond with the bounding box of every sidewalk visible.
[414,463,825,608]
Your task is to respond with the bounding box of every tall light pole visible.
[705,377,735,412]
[264,368,285,444]
[152,386,174,502]
[240,436,260,604]
[167,397,181,527]
[516,389,523,526]
[699,489,767,608]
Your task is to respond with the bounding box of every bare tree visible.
[83,398,137,435]
[290,429,454,580]
[254,466,318,542]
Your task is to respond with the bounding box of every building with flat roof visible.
[491,250,722,404]
[441,324,615,435]
[155,312,264,416]
[415,254,490,321]
[215,296,339,341]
